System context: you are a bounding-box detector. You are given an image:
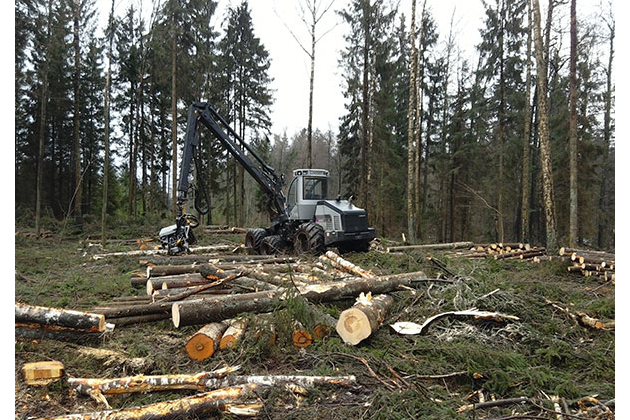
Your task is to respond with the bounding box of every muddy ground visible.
[15,224,614,419]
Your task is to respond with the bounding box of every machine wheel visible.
[245,228,267,253]
[260,235,286,255]
[293,222,325,255]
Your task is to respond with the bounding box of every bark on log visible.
[68,367,240,395]
[15,303,106,332]
[108,313,170,326]
[172,291,280,328]
[147,264,200,278]
[220,319,247,350]
[151,287,230,301]
[16,323,114,343]
[185,322,230,360]
[155,272,244,303]
[146,274,208,295]
[386,241,474,253]
[200,374,356,389]
[93,245,232,260]
[230,277,278,292]
[518,248,547,259]
[545,298,614,330]
[336,294,394,345]
[37,385,260,420]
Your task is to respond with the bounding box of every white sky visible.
[94,0,613,136]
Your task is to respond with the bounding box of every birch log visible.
[320,251,374,278]
[336,294,394,345]
[15,303,105,332]
[37,385,260,420]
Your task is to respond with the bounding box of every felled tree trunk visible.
[15,303,106,332]
[320,251,374,278]
[172,291,279,328]
[38,385,260,420]
[185,322,230,360]
[68,367,239,397]
[146,274,209,295]
[386,241,474,253]
[147,264,200,278]
[172,272,440,327]
[336,294,394,345]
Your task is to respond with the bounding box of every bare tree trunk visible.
[35,0,53,238]
[307,9,315,169]
[101,0,115,245]
[568,0,578,247]
[406,0,418,244]
[520,0,533,243]
[532,0,558,252]
[360,2,370,209]
[598,10,614,249]
[72,0,82,224]
[171,10,178,219]
[414,0,427,241]
[497,0,506,244]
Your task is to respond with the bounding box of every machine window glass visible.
[287,177,298,211]
[303,177,328,200]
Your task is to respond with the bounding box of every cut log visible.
[173,291,279,328]
[68,367,240,396]
[518,248,547,259]
[147,264,200,278]
[15,303,106,332]
[545,298,615,330]
[146,274,209,295]
[292,321,313,348]
[336,294,394,345]
[387,241,474,253]
[15,323,114,343]
[172,272,440,327]
[109,313,171,326]
[157,272,244,303]
[320,251,374,278]
[38,384,260,420]
[93,245,232,260]
[152,287,230,301]
[22,361,64,386]
[201,374,356,390]
[185,322,230,360]
[220,319,247,350]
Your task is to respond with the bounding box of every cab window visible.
[286,177,298,212]
[303,177,328,200]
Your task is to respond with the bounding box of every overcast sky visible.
[94,0,615,136]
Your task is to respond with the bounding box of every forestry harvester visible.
[159,102,375,256]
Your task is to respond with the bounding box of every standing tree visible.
[532,0,558,251]
[568,0,578,247]
[406,0,418,243]
[101,0,115,245]
[278,0,337,169]
[520,0,533,243]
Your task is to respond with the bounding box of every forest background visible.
[12,0,618,248]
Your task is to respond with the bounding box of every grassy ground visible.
[15,224,614,419]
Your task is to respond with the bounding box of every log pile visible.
[559,247,615,282]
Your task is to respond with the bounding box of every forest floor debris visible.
[15,226,614,419]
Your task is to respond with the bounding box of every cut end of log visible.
[172,303,181,328]
[219,335,237,350]
[292,329,313,348]
[185,335,217,361]
[23,361,64,385]
[336,309,371,345]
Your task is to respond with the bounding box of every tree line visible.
[15,0,614,250]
